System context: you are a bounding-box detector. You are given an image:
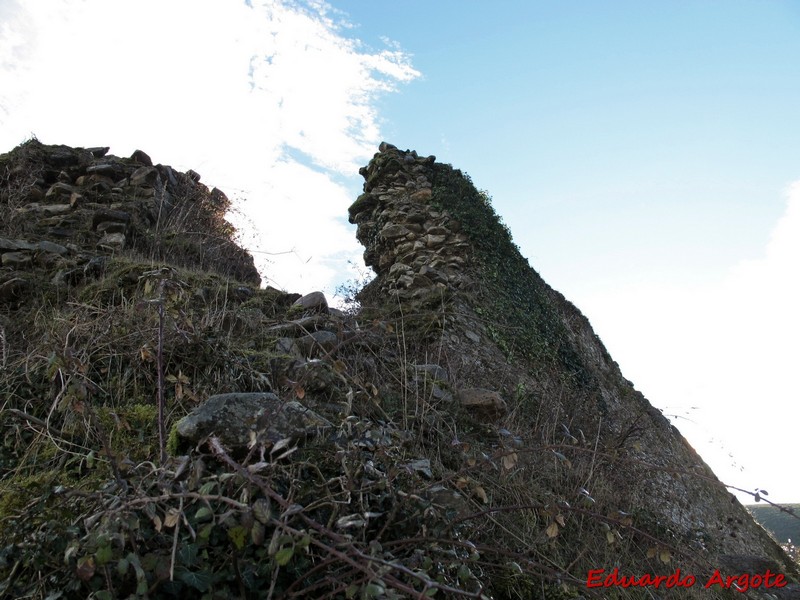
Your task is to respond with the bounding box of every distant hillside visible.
[749,505,800,544]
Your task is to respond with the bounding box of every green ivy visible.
[429,164,594,391]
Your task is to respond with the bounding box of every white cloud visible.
[0,0,419,294]
[228,157,360,291]
[580,182,800,503]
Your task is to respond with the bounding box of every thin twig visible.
[169,495,183,581]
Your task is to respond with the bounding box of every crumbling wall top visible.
[348,143,470,303]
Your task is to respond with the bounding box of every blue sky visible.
[1,0,798,503]
[344,0,800,287]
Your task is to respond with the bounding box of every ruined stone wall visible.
[348,142,470,304]
[349,142,799,592]
[0,139,259,305]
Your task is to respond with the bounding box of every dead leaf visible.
[295,386,305,400]
[606,530,616,545]
[545,522,559,539]
[555,514,566,527]
[76,555,95,581]
[164,508,180,528]
[659,550,671,564]
[253,498,272,524]
[251,521,265,545]
[502,452,518,471]
[271,438,293,455]
[474,486,489,504]
[551,450,572,468]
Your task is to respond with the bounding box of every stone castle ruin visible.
[0,139,797,598]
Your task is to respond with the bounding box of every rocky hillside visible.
[0,139,797,599]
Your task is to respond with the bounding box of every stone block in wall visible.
[410,188,432,202]
[1,252,32,268]
[97,232,125,251]
[380,224,410,240]
[130,166,160,188]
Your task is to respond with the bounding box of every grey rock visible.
[45,182,77,199]
[96,221,127,234]
[1,252,32,268]
[130,149,153,166]
[0,238,33,252]
[292,291,328,314]
[427,226,449,236]
[92,209,130,230]
[418,265,448,284]
[424,485,467,515]
[48,227,75,239]
[405,459,432,478]
[175,392,332,448]
[380,224,409,239]
[414,365,452,402]
[34,240,67,255]
[35,204,72,216]
[210,187,228,207]
[158,165,179,188]
[46,147,80,167]
[86,163,118,178]
[275,337,302,357]
[86,147,110,158]
[456,388,508,419]
[424,234,447,246]
[388,262,413,275]
[97,232,125,251]
[129,166,160,188]
[296,330,338,357]
[464,330,481,343]
[135,186,155,198]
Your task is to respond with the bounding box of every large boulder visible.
[175,392,332,449]
[455,387,508,420]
